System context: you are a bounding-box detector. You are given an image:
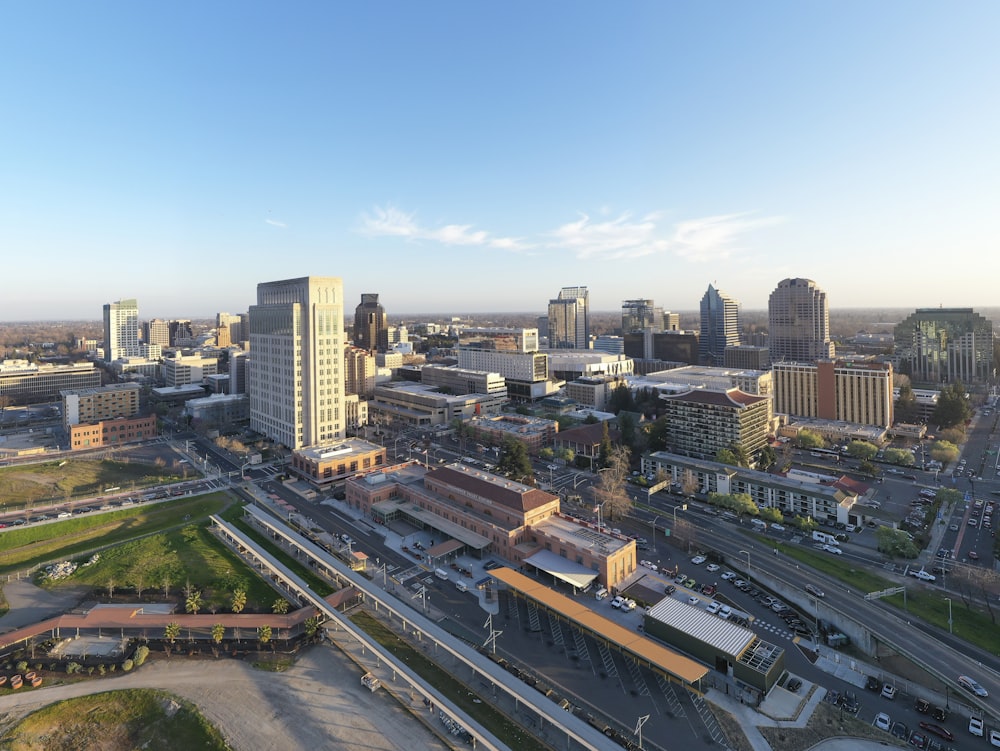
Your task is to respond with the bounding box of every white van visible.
[434,568,450,580]
[751,518,767,528]
[456,581,468,593]
[594,587,609,600]
[812,530,836,544]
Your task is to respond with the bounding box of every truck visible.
[812,530,837,545]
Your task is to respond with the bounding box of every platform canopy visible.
[523,549,599,589]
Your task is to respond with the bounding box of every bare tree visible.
[680,469,699,498]
[595,446,632,521]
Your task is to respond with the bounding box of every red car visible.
[918,721,954,742]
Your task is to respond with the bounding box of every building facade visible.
[699,285,740,366]
[621,299,663,333]
[773,360,894,429]
[0,361,102,406]
[68,415,158,450]
[62,383,141,426]
[163,353,219,388]
[249,276,345,450]
[291,438,386,487]
[660,388,771,461]
[463,414,558,455]
[457,327,539,352]
[547,286,590,349]
[420,365,507,397]
[103,298,141,362]
[724,345,770,371]
[893,308,994,385]
[344,346,377,397]
[767,278,835,363]
[624,330,699,364]
[353,293,388,352]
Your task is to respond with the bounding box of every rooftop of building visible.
[556,421,621,444]
[532,513,632,556]
[427,464,558,514]
[59,382,140,396]
[465,414,557,434]
[293,437,384,461]
[662,388,768,407]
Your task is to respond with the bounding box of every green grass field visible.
[0,494,231,575]
[0,458,186,510]
[65,520,280,612]
[0,688,230,751]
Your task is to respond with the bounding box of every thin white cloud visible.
[265,218,287,229]
[358,203,782,261]
[358,204,529,252]
[670,212,785,263]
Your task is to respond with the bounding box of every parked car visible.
[890,721,909,740]
[706,563,720,573]
[786,677,802,692]
[720,571,736,581]
[840,691,859,713]
[874,712,891,732]
[664,584,676,595]
[969,715,984,737]
[690,555,707,565]
[610,595,625,609]
[881,683,897,700]
[918,722,954,742]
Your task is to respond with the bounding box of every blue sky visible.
[2,2,999,321]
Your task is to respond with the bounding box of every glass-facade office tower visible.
[548,286,589,349]
[353,293,388,353]
[699,285,740,366]
[767,278,834,363]
[622,299,663,333]
[249,277,345,449]
[894,308,993,385]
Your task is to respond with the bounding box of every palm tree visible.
[272,598,289,615]
[163,622,181,655]
[258,625,272,649]
[231,588,247,614]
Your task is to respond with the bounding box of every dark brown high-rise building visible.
[353,293,388,352]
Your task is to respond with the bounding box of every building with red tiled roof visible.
[347,461,636,589]
[661,388,771,464]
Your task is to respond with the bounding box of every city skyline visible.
[3,3,1000,320]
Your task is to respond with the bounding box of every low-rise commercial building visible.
[291,438,387,488]
[0,360,102,406]
[61,383,141,426]
[463,414,558,455]
[68,415,158,450]
[369,382,505,428]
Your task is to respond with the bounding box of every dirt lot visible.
[0,647,450,751]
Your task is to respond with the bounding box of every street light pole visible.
[652,516,660,549]
[740,549,751,585]
[945,597,953,634]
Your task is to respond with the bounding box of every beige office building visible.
[773,360,893,429]
[249,276,345,450]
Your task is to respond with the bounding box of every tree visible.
[758,506,783,524]
[757,445,777,472]
[303,616,323,642]
[595,446,632,521]
[939,426,967,446]
[556,447,575,464]
[895,383,919,424]
[163,622,181,653]
[933,382,972,429]
[796,429,826,449]
[715,448,738,466]
[875,527,918,559]
[258,625,272,647]
[646,417,669,452]
[495,437,534,484]
[883,448,915,467]
[617,411,638,450]
[272,598,290,615]
[231,588,247,614]
[597,422,613,468]
[608,384,636,415]
[185,590,203,615]
[847,441,879,461]
[211,623,225,644]
[930,440,960,464]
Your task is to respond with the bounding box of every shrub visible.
[134,645,150,666]
[122,658,134,672]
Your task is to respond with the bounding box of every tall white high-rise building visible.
[547,286,589,349]
[248,276,345,450]
[103,298,141,362]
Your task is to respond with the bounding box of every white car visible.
[805,584,825,598]
[718,604,732,619]
[691,555,707,565]
[720,571,736,581]
[706,563,720,573]
[610,595,625,609]
[881,683,897,700]
[687,596,699,605]
[990,728,1000,747]
[621,598,637,612]
[874,712,891,732]
[706,601,721,614]
[959,674,989,697]
[911,569,936,582]
[969,715,984,737]
[822,544,843,555]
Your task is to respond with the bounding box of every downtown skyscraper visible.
[248,276,345,450]
[767,278,835,363]
[547,286,589,349]
[698,284,740,366]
